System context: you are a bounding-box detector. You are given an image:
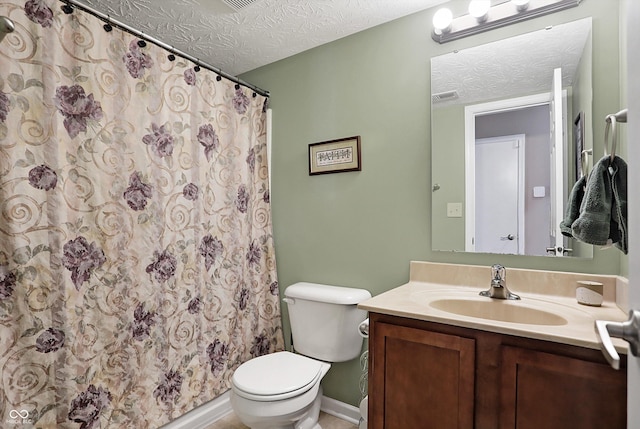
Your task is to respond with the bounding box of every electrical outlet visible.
[447,202,462,218]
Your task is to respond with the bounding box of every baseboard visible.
[160,391,232,429]
[161,392,362,428]
[320,396,361,425]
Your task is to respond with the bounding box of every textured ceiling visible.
[71,0,448,76]
[431,18,592,107]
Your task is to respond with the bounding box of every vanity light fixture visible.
[512,0,531,11]
[432,7,453,35]
[468,0,491,23]
[431,0,581,43]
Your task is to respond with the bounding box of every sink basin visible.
[429,298,568,326]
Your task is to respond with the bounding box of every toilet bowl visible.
[230,351,331,429]
[230,282,371,429]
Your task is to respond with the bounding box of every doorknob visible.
[594,310,640,370]
[500,234,515,241]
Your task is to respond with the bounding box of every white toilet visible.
[230,282,371,429]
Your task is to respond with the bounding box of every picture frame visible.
[309,136,361,175]
[574,112,584,180]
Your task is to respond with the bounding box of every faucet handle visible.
[491,264,506,281]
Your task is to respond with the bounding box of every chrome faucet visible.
[479,264,520,300]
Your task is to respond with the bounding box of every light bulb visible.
[432,8,453,34]
[468,0,490,22]
[511,0,530,11]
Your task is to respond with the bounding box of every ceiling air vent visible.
[432,90,459,103]
[221,0,262,11]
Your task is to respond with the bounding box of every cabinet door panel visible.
[371,321,475,429]
[500,346,626,429]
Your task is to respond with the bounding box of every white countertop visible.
[359,262,630,354]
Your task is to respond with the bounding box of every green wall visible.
[431,104,465,251]
[241,0,623,407]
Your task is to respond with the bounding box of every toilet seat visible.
[232,351,324,401]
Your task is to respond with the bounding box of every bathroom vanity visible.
[359,262,629,429]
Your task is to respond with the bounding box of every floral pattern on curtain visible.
[0,1,284,428]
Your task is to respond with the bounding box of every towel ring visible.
[604,115,617,162]
[604,109,626,162]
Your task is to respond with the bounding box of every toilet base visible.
[292,387,322,429]
[231,385,324,429]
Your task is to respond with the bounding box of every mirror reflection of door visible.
[550,67,568,256]
[464,94,556,256]
[474,135,525,254]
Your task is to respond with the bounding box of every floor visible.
[205,411,359,429]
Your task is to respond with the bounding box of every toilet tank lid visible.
[284,282,371,305]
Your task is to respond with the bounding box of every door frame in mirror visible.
[463,91,567,255]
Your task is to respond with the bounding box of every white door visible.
[627,0,640,422]
[595,3,639,426]
[549,67,566,256]
[474,135,525,254]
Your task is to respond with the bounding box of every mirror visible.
[431,18,593,258]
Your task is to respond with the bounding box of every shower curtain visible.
[0,1,283,428]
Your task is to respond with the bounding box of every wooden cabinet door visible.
[500,346,627,429]
[370,321,475,429]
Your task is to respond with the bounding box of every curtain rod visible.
[62,0,270,97]
[0,16,15,43]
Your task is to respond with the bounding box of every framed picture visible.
[309,136,361,175]
[574,112,584,180]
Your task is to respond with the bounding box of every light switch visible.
[447,202,463,218]
[533,186,545,198]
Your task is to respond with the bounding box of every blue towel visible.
[570,155,627,254]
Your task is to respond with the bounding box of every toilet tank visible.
[283,282,371,362]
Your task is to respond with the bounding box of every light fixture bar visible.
[431,0,582,44]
